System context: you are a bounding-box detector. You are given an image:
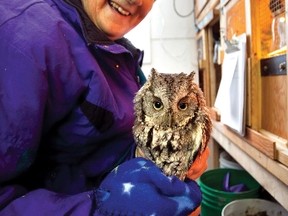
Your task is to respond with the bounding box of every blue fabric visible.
[1,158,201,215]
[95,158,201,216]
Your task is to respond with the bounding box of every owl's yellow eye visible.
[153,100,163,110]
[178,102,188,110]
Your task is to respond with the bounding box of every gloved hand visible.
[187,147,210,180]
[186,147,210,216]
[95,158,202,216]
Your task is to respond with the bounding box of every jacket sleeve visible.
[0,27,85,184]
[0,186,103,216]
[0,44,48,183]
[0,37,86,213]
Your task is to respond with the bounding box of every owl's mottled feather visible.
[133,68,212,180]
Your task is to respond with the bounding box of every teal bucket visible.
[199,168,261,216]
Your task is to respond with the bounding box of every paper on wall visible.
[214,34,247,136]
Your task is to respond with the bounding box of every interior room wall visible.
[126,0,199,83]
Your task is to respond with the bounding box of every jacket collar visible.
[64,0,113,45]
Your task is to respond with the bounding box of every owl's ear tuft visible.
[150,68,158,78]
[187,71,196,82]
[189,71,196,78]
[150,68,160,83]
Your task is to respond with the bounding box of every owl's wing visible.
[199,106,212,153]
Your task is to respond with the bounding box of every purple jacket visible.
[1,0,141,208]
[0,0,202,215]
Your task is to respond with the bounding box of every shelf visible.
[211,120,288,210]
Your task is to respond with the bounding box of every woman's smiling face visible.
[82,0,154,40]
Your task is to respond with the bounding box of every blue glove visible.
[94,158,202,216]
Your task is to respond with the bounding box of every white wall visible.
[126,0,199,82]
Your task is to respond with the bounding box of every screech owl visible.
[133,68,212,180]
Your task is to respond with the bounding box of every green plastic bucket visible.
[199,168,261,216]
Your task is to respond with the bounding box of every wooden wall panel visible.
[261,75,288,139]
[225,0,246,39]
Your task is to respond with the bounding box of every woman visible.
[0,0,208,215]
